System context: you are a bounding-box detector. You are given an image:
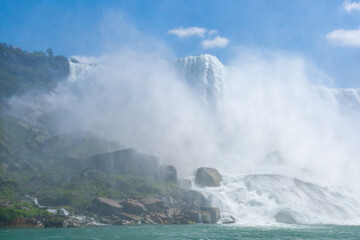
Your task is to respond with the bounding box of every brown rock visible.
[151,213,169,224]
[182,209,200,223]
[118,212,141,222]
[195,167,222,187]
[141,215,156,224]
[92,197,123,216]
[153,215,164,224]
[200,207,220,224]
[201,210,211,223]
[140,197,165,213]
[8,217,43,228]
[122,198,147,215]
[167,208,181,217]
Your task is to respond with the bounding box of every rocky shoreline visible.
[1,147,229,228]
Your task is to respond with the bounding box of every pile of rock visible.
[91,193,221,225]
[1,163,231,228]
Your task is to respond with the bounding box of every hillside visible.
[0,43,69,99]
[0,44,195,227]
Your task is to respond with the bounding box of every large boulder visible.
[140,197,166,213]
[200,210,211,223]
[84,148,159,176]
[182,209,200,223]
[177,190,206,210]
[195,167,222,187]
[157,165,177,182]
[200,207,220,224]
[92,197,123,216]
[274,211,297,224]
[121,198,147,215]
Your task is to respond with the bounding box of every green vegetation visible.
[35,168,177,209]
[0,43,69,99]
[0,202,47,222]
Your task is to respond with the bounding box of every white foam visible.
[195,174,360,225]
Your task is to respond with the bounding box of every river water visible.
[1,224,360,240]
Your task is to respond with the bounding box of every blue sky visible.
[0,0,359,87]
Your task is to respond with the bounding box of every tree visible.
[46,48,53,57]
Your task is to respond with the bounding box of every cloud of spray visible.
[219,51,360,188]
[8,14,360,191]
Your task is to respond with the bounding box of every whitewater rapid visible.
[194,173,360,225]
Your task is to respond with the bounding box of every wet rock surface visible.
[88,192,220,225]
[7,216,43,228]
[200,207,220,224]
[92,197,123,217]
[195,167,222,187]
[121,198,147,215]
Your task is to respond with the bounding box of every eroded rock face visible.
[195,167,222,187]
[177,190,206,210]
[121,198,147,215]
[200,207,220,224]
[182,209,200,223]
[91,197,123,216]
[84,148,159,177]
[140,197,166,212]
[200,210,211,223]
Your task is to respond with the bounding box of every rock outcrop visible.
[195,167,222,187]
[91,197,123,216]
[62,217,98,228]
[200,207,220,224]
[121,198,147,215]
[82,148,159,176]
[7,216,43,228]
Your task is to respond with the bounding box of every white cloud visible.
[208,29,218,36]
[326,28,360,47]
[168,26,207,38]
[343,0,360,12]
[202,36,229,49]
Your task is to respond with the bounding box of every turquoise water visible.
[1,225,360,240]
